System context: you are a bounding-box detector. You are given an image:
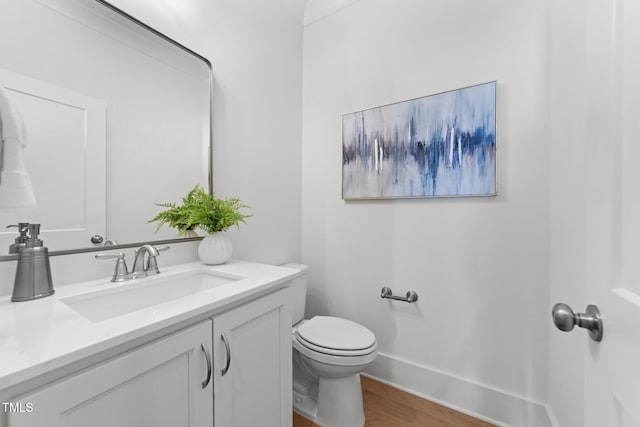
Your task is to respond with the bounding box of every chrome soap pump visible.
[11,223,55,302]
[7,222,30,254]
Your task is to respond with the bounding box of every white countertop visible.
[0,260,300,394]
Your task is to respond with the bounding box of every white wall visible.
[547,1,586,425]
[0,0,304,295]
[84,0,305,266]
[547,0,621,425]
[302,0,551,425]
[107,0,305,266]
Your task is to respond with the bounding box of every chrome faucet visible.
[131,244,160,279]
[96,245,169,282]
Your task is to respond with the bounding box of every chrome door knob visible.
[552,303,603,342]
[91,234,104,244]
[552,303,577,331]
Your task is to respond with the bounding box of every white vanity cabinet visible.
[4,282,293,427]
[8,320,214,427]
[212,287,292,427]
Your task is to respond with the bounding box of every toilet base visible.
[293,389,318,421]
[293,374,365,427]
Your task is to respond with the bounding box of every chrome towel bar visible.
[380,286,418,303]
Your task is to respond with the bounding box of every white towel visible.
[0,86,36,209]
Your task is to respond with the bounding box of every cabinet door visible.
[213,288,292,427]
[8,320,213,427]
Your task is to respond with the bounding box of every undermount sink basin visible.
[61,270,243,322]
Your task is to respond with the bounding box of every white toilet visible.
[284,264,378,427]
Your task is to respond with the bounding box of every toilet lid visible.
[295,316,376,352]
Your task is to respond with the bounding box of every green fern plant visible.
[148,185,251,237]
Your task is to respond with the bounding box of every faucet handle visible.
[146,246,170,275]
[96,252,128,282]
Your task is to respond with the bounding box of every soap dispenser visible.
[7,222,30,254]
[11,223,55,302]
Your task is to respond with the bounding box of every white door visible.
[212,288,292,427]
[0,68,106,251]
[552,0,640,425]
[8,320,213,427]
[594,0,640,424]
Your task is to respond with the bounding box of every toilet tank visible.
[281,263,308,325]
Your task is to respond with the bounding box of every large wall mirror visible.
[0,0,212,256]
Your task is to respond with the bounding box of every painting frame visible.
[342,81,497,200]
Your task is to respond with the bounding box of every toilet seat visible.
[293,335,378,367]
[294,316,377,357]
[296,335,376,357]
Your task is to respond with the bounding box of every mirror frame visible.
[0,0,213,262]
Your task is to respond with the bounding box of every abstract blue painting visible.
[342,81,496,199]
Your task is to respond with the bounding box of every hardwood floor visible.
[293,375,495,427]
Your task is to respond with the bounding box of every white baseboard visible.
[364,352,553,427]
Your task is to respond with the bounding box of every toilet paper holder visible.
[380,286,418,303]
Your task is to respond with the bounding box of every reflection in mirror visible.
[0,0,211,255]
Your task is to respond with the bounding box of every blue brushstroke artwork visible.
[342,81,496,199]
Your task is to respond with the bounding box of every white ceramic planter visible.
[198,233,233,265]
